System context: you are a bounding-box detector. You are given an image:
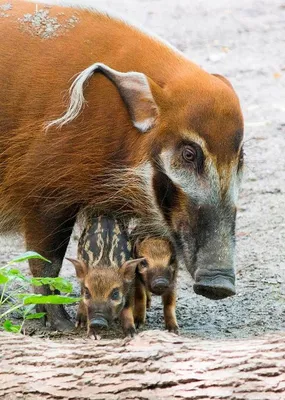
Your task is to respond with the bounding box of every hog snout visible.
[193,268,236,300]
[89,316,109,329]
[151,277,170,295]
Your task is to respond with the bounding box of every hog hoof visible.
[166,322,179,334]
[75,318,87,329]
[90,334,101,340]
[124,325,136,338]
[75,313,87,329]
[42,304,74,331]
[75,300,87,328]
[88,328,101,340]
[134,312,146,329]
[49,317,74,332]
[134,317,145,329]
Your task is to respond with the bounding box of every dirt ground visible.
[0,0,284,341]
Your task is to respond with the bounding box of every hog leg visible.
[76,300,87,329]
[162,289,179,334]
[121,290,136,337]
[134,279,147,328]
[24,210,76,331]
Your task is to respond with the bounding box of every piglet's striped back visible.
[78,217,132,268]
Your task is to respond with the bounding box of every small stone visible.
[208,53,226,63]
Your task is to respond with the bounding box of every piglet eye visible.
[141,259,148,267]
[182,145,196,163]
[110,288,120,301]
[138,259,148,274]
[84,287,91,299]
[140,259,148,269]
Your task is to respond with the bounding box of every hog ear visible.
[212,74,234,90]
[47,63,159,133]
[121,257,146,283]
[66,258,87,280]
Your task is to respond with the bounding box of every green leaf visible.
[7,251,51,265]
[31,277,73,293]
[2,319,21,333]
[7,268,25,276]
[25,312,46,320]
[0,273,9,284]
[5,268,29,282]
[18,294,81,305]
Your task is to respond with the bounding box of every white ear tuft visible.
[46,63,159,133]
[134,118,156,133]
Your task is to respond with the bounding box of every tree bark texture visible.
[0,330,284,400]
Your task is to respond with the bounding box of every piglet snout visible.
[151,277,170,295]
[89,316,109,329]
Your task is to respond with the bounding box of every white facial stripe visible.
[179,131,240,206]
[219,165,240,205]
[179,131,210,155]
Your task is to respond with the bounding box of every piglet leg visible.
[121,293,136,337]
[134,279,147,328]
[76,300,87,329]
[162,289,178,334]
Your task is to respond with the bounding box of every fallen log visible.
[0,330,284,399]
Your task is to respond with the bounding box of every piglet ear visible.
[121,258,146,283]
[132,237,142,257]
[66,258,87,281]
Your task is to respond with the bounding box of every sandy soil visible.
[0,0,284,340]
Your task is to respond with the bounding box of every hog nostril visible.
[89,317,109,329]
[151,278,169,295]
[193,283,235,300]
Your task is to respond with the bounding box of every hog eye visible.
[181,143,204,173]
[182,145,196,163]
[84,287,91,299]
[110,288,120,301]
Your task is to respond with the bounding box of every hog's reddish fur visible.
[0,1,242,234]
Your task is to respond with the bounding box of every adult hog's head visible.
[145,72,244,300]
[51,62,243,301]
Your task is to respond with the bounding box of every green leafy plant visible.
[0,251,81,333]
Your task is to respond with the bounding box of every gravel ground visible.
[0,0,284,340]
